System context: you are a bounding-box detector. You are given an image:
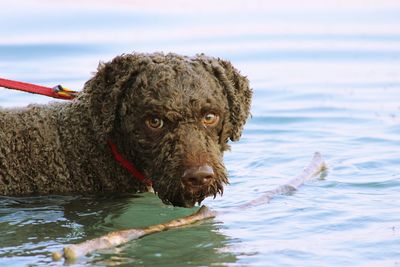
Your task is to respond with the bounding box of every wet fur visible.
[0,53,252,207]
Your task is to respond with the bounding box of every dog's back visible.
[0,104,71,195]
[0,101,145,196]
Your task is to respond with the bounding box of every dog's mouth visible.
[149,161,228,208]
[168,193,202,208]
[171,185,212,208]
[153,178,226,208]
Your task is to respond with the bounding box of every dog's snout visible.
[182,165,214,187]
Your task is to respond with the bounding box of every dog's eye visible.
[146,117,164,129]
[202,113,219,127]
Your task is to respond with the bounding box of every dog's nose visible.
[182,165,214,187]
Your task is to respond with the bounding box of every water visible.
[1,1,400,266]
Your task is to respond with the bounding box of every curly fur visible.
[0,53,252,207]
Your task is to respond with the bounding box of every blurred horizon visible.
[0,1,400,266]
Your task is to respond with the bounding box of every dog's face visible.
[117,66,230,207]
[86,53,252,207]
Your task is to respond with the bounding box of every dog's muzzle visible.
[181,164,214,188]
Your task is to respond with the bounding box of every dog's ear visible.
[82,54,148,142]
[195,55,252,141]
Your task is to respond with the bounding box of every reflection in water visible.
[0,194,237,266]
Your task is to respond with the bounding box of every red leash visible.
[0,77,151,186]
[0,77,78,100]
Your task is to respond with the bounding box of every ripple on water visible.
[1,1,400,266]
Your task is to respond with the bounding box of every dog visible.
[0,53,252,207]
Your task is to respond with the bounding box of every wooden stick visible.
[52,152,326,262]
[238,151,326,209]
[52,205,217,262]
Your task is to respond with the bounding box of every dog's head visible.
[83,53,252,207]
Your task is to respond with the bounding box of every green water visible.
[1,1,400,266]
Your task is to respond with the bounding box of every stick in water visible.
[52,205,217,262]
[52,152,326,262]
[238,151,326,209]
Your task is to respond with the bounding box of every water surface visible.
[0,1,399,266]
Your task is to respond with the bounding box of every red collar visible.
[107,140,152,187]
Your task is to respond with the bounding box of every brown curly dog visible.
[0,53,252,207]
